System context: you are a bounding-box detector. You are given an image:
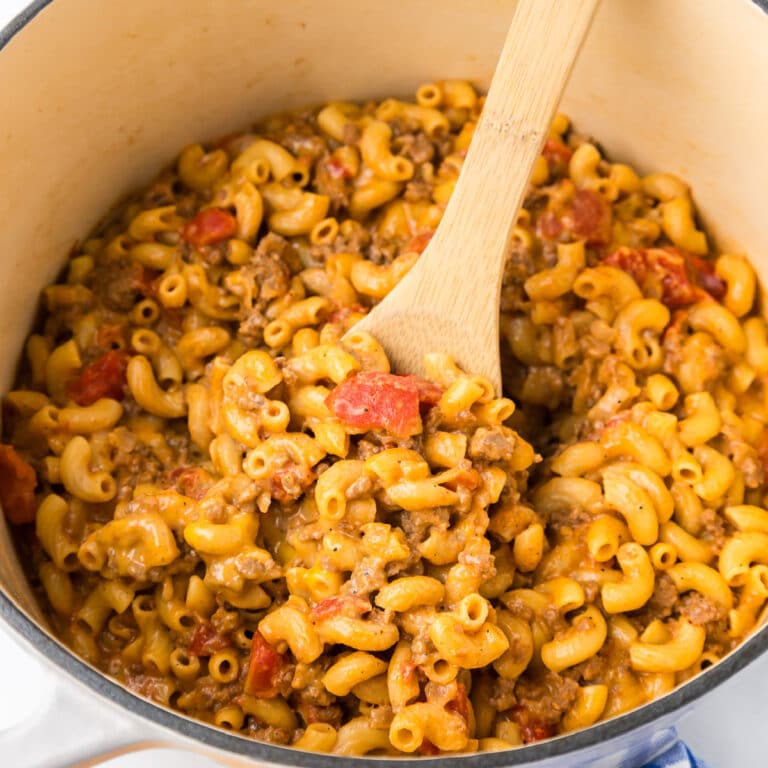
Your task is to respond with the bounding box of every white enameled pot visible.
[0,1,767,766]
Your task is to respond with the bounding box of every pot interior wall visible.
[0,0,766,655]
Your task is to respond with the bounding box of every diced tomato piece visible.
[188,623,232,657]
[326,155,355,180]
[603,246,650,284]
[535,209,563,241]
[182,208,237,247]
[507,705,556,744]
[406,230,434,255]
[310,595,371,622]
[566,188,612,246]
[655,250,700,308]
[67,350,130,407]
[446,683,470,723]
[603,246,724,309]
[326,371,442,437]
[0,444,38,525]
[419,739,441,756]
[542,138,573,176]
[244,631,285,697]
[168,467,214,501]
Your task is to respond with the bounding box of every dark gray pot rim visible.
[2,0,768,764]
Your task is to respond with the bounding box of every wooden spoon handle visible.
[414,0,600,302]
[352,0,599,391]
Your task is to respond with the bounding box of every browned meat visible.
[124,673,177,705]
[238,307,268,345]
[699,508,727,551]
[632,572,678,624]
[501,236,536,293]
[314,156,353,211]
[679,593,726,626]
[565,651,610,683]
[352,432,421,461]
[514,671,579,725]
[142,171,180,208]
[183,675,243,709]
[86,258,147,312]
[404,178,433,202]
[252,233,296,294]
[393,131,435,164]
[469,426,518,462]
[279,130,327,165]
[210,607,241,635]
[237,233,293,343]
[490,678,518,711]
[247,725,293,745]
[296,701,344,729]
[365,237,399,266]
[396,507,451,548]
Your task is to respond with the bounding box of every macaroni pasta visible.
[1,81,766,755]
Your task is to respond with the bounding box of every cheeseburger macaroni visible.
[1,81,767,754]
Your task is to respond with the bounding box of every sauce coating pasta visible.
[2,81,767,754]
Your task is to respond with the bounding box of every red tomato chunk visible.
[446,682,470,722]
[244,631,285,697]
[507,705,556,744]
[0,444,38,525]
[168,467,214,501]
[189,623,232,657]
[603,246,726,309]
[182,208,237,247]
[565,188,612,246]
[67,350,130,406]
[326,371,442,437]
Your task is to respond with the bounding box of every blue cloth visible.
[643,741,710,768]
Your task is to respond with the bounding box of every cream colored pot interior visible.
[0,0,767,628]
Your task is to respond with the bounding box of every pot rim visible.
[3,588,768,765]
[1,0,768,764]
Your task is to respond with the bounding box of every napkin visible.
[643,741,710,768]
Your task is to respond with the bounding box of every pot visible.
[1,0,767,766]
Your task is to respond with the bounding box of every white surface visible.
[0,0,767,766]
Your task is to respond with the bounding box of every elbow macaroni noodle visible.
[1,81,767,755]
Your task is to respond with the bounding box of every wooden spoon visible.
[350,0,600,394]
